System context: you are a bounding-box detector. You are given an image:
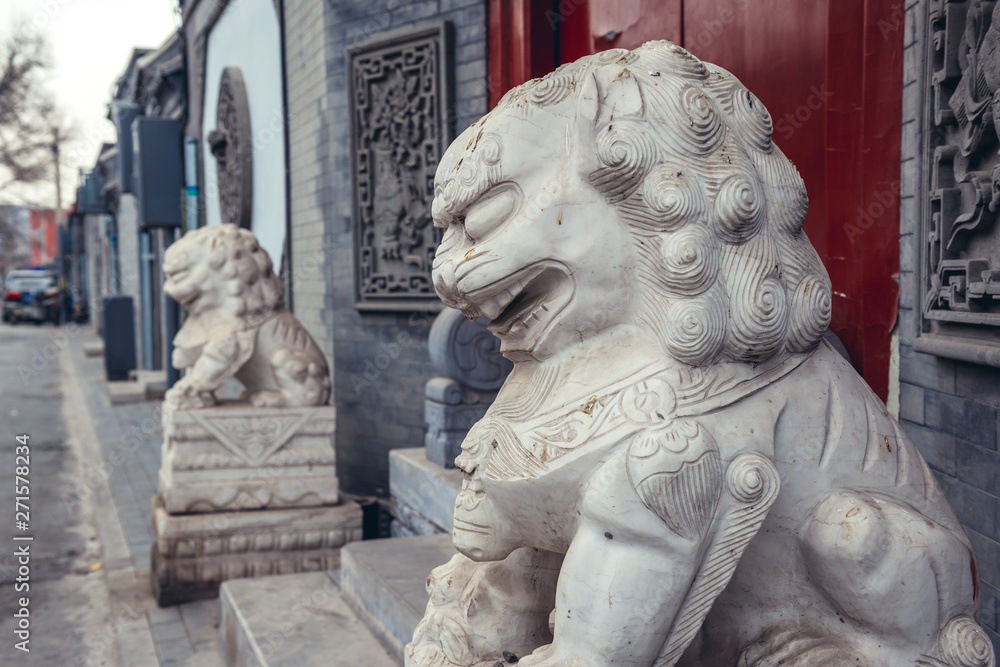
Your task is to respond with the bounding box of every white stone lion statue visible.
[163,224,330,409]
[406,41,994,667]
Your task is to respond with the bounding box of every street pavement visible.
[0,320,225,666]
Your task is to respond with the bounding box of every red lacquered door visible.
[488,0,903,401]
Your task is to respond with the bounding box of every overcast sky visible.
[1,0,181,208]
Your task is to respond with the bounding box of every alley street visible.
[0,321,226,666]
[0,320,118,665]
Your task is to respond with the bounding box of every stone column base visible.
[150,494,363,606]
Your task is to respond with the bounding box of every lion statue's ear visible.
[596,68,644,126]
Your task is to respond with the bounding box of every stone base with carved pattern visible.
[158,402,341,513]
[151,403,361,605]
[151,495,362,606]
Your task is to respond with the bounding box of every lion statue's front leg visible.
[407,548,562,667]
[165,333,249,409]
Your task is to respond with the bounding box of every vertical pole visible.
[53,130,68,323]
[140,229,154,370]
[184,137,199,229]
[164,226,180,390]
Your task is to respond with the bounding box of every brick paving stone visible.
[68,332,224,666]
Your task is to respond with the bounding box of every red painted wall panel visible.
[587,0,682,51]
[28,209,57,267]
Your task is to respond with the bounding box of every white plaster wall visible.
[202,0,286,271]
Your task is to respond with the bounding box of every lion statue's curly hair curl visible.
[163,224,329,409]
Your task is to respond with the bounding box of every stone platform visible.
[221,572,396,667]
[151,496,363,606]
[388,448,462,536]
[220,534,456,665]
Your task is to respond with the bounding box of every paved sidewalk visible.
[65,329,226,666]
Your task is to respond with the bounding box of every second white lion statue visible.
[163,224,330,409]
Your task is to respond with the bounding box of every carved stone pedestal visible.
[158,403,341,513]
[151,403,362,605]
[151,497,362,606]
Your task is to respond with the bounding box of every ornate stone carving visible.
[348,23,452,310]
[158,403,340,513]
[921,0,1000,365]
[207,67,253,228]
[162,224,330,409]
[424,309,512,468]
[153,225,359,605]
[407,41,991,666]
[151,497,361,606]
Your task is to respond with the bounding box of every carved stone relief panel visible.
[348,23,452,310]
[207,66,253,228]
[921,0,1000,365]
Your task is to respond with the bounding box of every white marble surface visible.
[163,224,330,409]
[406,40,994,667]
[158,402,339,513]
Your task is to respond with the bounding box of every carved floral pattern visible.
[922,0,1000,362]
[348,24,451,308]
[207,67,252,228]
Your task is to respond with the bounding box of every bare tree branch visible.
[0,20,58,195]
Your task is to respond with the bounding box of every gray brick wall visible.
[285,0,488,496]
[901,0,1000,648]
[285,0,334,366]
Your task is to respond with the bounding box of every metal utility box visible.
[102,295,137,381]
[111,102,141,193]
[133,118,183,228]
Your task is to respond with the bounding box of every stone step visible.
[220,571,398,667]
[389,448,463,534]
[107,380,149,405]
[340,534,456,661]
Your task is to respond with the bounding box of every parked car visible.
[2,270,62,324]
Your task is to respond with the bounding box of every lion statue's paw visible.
[165,379,216,410]
[247,389,288,408]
